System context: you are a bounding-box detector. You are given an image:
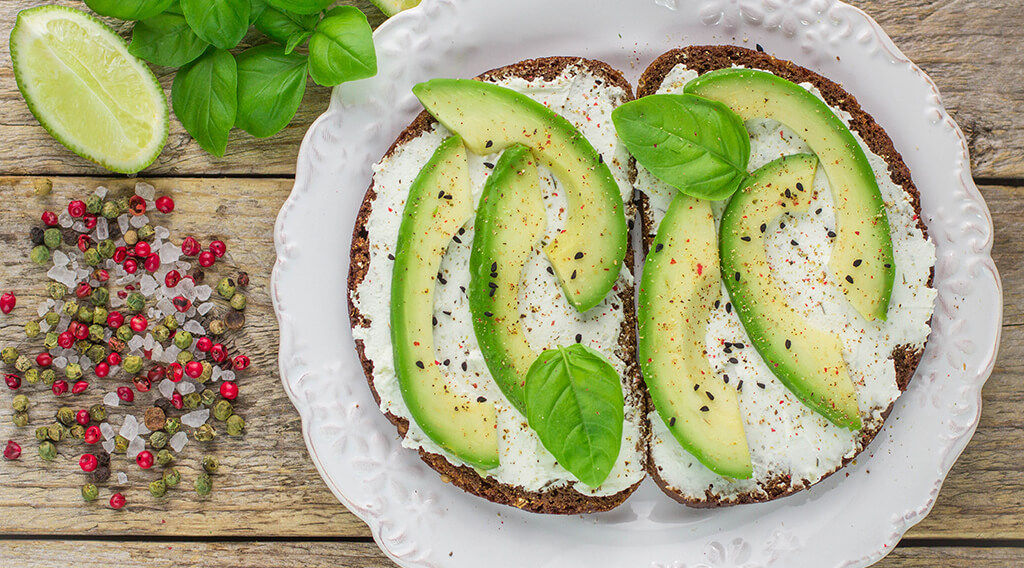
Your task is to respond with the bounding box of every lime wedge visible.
[10,6,168,174]
[370,0,420,17]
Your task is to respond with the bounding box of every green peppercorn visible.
[164,416,181,436]
[149,478,167,498]
[149,430,168,449]
[89,403,107,422]
[44,311,59,326]
[213,400,233,421]
[182,392,201,410]
[226,414,245,436]
[163,314,178,330]
[43,228,61,249]
[202,455,219,473]
[65,363,83,380]
[12,394,29,412]
[86,345,105,364]
[81,483,99,501]
[88,324,105,344]
[24,320,41,338]
[62,300,78,317]
[69,424,85,440]
[115,197,129,214]
[125,292,145,312]
[114,434,128,453]
[119,355,141,375]
[35,426,48,441]
[84,194,101,214]
[31,245,51,265]
[229,292,247,311]
[1,347,18,365]
[56,406,75,426]
[42,332,58,351]
[200,388,216,406]
[83,248,101,266]
[194,423,216,442]
[152,324,170,342]
[77,304,94,322]
[208,319,226,336]
[90,287,109,307]
[123,229,138,246]
[14,355,32,373]
[216,277,236,299]
[101,200,119,219]
[97,239,115,259]
[116,325,134,343]
[161,469,180,489]
[12,411,29,427]
[39,441,57,461]
[40,369,56,386]
[194,472,212,496]
[157,449,174,467]
[196,363,212,385]
[46,282,67,300]
[75,340,90,355]
[92,306,108,325]
[137,225,155,241]
[24,368,38,384]
[34,178,53,196]
[173,330,193,350]
[108,337,126,354]
[176,350,193,365]
[47,422,65,442]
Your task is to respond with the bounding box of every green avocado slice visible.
[720,154,862,430]
[638,193,752,479]
[413,79,627,313]
[390,135,499,469]
[468,144,545,415]
[686,69,895,322]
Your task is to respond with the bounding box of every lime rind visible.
[10,5,169,174]
[369,0,421,17]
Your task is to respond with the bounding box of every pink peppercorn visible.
[144,254,160,272]
[220,381,238,400]
[84,425,101,444]
[5,374,20,390]
[232,355,250,371]
[36,353,52,367]
[71,380,89,394]
[195,337,212,352]
[136,450,154,469]
[52,380,68,396]
[4,440,21,460]
[75,409,90,425]
[134,241,151,257]
[93,362,109,378]
[170,392,183,409]
[184,361,203,378]
[155,196,174,213]
[167,363,184,383]
[107,311,125,328]
[197,250,215,267]
[67,200,86,218]
[116,386,134,402]
[0,292,16,314]
[41,211,58,226]
[128,195,146,216]
[57,331,74,348]
[109,493,126,509]
[165,270,181,287]
[130,314,148,332]
[113,246,127,263]
[83,213,97,230]
[181,237,200,256]
[123,258,138,274]
[107,352,122,366]
[209,240,226,258]
[210,344,227,363]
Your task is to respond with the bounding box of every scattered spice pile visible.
[3,182,251,509]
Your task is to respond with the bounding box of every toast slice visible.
[636,46,936,506]
[347,57,647,514]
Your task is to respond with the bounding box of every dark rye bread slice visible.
[636,46,933,507]
[347,57,646,514]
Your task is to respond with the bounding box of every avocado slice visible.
[468,144,544,415]
[413,79,627,312]
[686,69,895,322]
[391,135,499,469]
[638,193,752,479]
[720,154,862,430]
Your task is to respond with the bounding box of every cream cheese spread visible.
[642,65,937,499]
[351,66,645,496]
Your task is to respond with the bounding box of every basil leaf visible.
[234,44,307,138]
[249,0,268,23]
[254,5,318,46]
[265,0,334,15]
[612,94,750,201]
[180,0,251,50]
[172,48,237,157]
[524,344,624,487]
[85,0,174,21]
[130,5,210,67]
[307,6,377,87]
[285,31,312,55]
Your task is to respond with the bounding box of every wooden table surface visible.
[0,1,1020,566]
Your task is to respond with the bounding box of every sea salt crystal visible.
[72,221,88,233]
[100,422,115,440]
[52,356,67,370]
[130,214,149,228]
[175,312,185,325]
[211,366,222,382]
[127,436,145,459]
[165,344,181,361]
[155,226,170,239]
[148,307,160,320]
[102,439,115,453]
[118,214,130,234]
[104,392,120,407]
[183,320,205,335]
[120,415,139,440]
[160,242,181,264]
[136,422,150,436]
[47,266,77,288]
[128,335,144,352]
[143,333,155,351]
[151,342,164,361]
[59,212,73,228]
[94,217,109,240]
[67,355,78,365]
[220,370,235,382]
[177,279,196,300]
[110,294,125,309]
[194,285,212,301]
[181,409,209,428]
[76,267,91,280]
[157,297,175,316]
[140,274,158,296]
[197,302,214,315]
[37,302,49,317]
[169,431,188,452]
[118,471,128,484]
[39,321,50,333]
[135,182,156,200]
[52,249,70,267]
[158,379,175,398]
[176,381,196,395]
[93,186,108,200]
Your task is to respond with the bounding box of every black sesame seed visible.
[458,228,465,235]
[791,240,799,246]
[443,310,452,316]
[669,417,676,426]
[725,302,732,313]
[485,140,493,148]
[546,266,554,275]
[780,222,786,229]
[438,275,447,285]
[723,346,732,354]
[598,154,604,164]
[462,362,468,371]
[785,189,792,199]
[760,223,767,233]
[785,339,792,349]
[571,270,577,280]
[459,286,466,293]
[438,190,445,199]
[484,162,495,169]
[432,316,438,326]
[735,343,744,349]
[574,252,584,260]
[700,406,709,412]
[693,384,700,391]
[490,272,497,278]
[846,275,855,284]
[489,288,496,297]
[655,243,664,253]
[734,272,741,281]
[706,391,715,401]
[884,263,892,268]
[714,300,721,309]
[443,359,450,366]
[387,253,395,260]
[452,236,462,244]
[477,396,487,403]
[575,333,582,343]
[484,311,493,317]
[728,357,739,364]
[853,259,863,267]
[757,382,766,389]
[415,361,425,369]
[443,194,452,200]
[815,208,822,215]
[796,182,804,191]
[491,261,497,272]
[723,374,730,384]
[756,43,764,52]
[827,230,837,238]
[488,282,498,289]
[741,236,751,242]
[737,380,744,391]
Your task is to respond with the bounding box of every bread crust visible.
[637,45,932,507]
[347,57,644,514]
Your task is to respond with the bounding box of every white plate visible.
[272,0,1002,566]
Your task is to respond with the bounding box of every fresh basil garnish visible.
[307,6,377,87]
[85,0,174,21]
[265,0,335,15]
[129,4,210,68]
[612,93,750,200]
[172,48,237,157]
[524,344,624,487]
[180,0,251,50]
[234,44,308,138]
[254,5,318,49]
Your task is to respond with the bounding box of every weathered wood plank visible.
[0,1,1021,179]
[978,184,1024,325]
[0,540,1020,567]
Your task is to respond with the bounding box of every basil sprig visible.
[612,94,750,200]
[89,0,378,157]
[524,344,624,488]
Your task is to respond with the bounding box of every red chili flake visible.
[128,195,146,216]
[67,200,86,218]
[696,263,703,276]
[0,293,15,314]
[71,380,89,394]
[3,440,20,460]
[41,211,58,226]
[155,196,175,213]
[669,258,677,265]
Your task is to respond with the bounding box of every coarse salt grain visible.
[117,471,128,484]
[183,320,205,335]
[127,435,145,459]
[155,226,170,239]
[220,370,235,382]
[100,421,115,440]
[197,302,214,315]
[135,182,156,201]
[102,438,115,453]
[95,217,109,240]
[120,415,138,440]
[158,379,175,398]
[117,215,130,234]
[58,212,73,228]
[103,392,120,407]
[181,409,209,428]
[176,381,196,395]
[194,285,212,301]
[130,214,149,228]
[169,431,188,452]
[93,186,108,200]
